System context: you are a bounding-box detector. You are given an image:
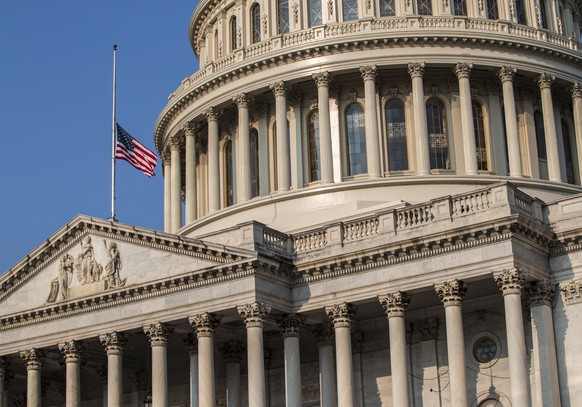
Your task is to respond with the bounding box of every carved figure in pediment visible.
[103,240,126,289]
[75,236,102,284]
[47,254,75,303]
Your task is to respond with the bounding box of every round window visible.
[473,336,498,363]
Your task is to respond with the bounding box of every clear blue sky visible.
[0,2,199,273]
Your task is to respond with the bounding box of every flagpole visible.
[111,44,118,222]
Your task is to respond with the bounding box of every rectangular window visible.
[310,0,323,26]
[417,0,432,15]
[379,0,396,16]
[278,0,290,33]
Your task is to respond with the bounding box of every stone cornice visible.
[0,216,252,306]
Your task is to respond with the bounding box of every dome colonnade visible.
[156,0,582,234]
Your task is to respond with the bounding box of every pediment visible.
[0,216,254,317]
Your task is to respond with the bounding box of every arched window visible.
[416,0,432,15]
[562,120,575,184]
[250,128,260,198]
[309,0,323,26]
[539,0,548,29]
[225,140,234,206]
[452,0,467,16]
[308,110,321,181]
[515,0,527,25]
[379,0,396,16]
[345,103,367,175]
[478,399,504,407]
[230,17,238,51]
[472,102,488,171]
[426,98,450,170]
[385,99,408,171]
[534,111,548,179]
[251,3,261,43]
[278,0,290,33]
[485,0,498,19]
[343,0,359,21]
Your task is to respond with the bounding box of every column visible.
[360,66,382,178]
[59,340,84,407]
[184,122,198,224]
[99,332,128,407]
[571,83,582,184]
[499,66,523,177]
[205,107,221,212]
[183,334,199,407]
[325,302,357,407]
[270,81,291,191]
[408,63,431,175]
[237,302,271,407]
[163,152,171,233]
[189,313,221,407]
[94,366,108,407]
[233,93,252,202]
[434,280,468,407]
[538,73,562,182]
[494,268,532,406]
[312,324,336,407]
[20,349,44,407]
[0,358,6,407]
[220,341,245,407]
[379,292,412,407]
[169,134,183,232]
[455,63,478,175]
[143,323,174,407]
[529,280,561,407]
[312,72,334,184]
[278,314,305,407]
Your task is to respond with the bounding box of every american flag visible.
[115,124,157,177]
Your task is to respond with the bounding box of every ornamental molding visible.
[188,312,222,337]
[493,267,526,295]
[528,280,556,306]
[434,279,467,306]
[277,313,305,338]
[157,29,580,153]
[325,302,357,328]
[560,279,582,305]
[99,332,128,355]
[378,291,412,317]
[237,302,272,327]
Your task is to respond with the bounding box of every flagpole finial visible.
[113,44,117,50]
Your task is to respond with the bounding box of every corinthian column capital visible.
[270,80,288,97]
[537,73,555,89]
[434,280,467,306]
[204,106,220,121]
[188,312,222,337]
[407,62,426,78]
[494,268,526,295]
[233,92,253,108]
[143,322,174,346]
[528,280,555,306]
[58,340,85,363]
[168,134,183,150]
[454,62,473,79]
[499,66,517,82]
[379,291,412,318]
[312,71,331,88]
[571,82,582,99]
[312,323,334,346]
[277,313,305,338]
[360,65,378,81]
[237,302,271,328]
[99,332,128,355]
[220,340,246,363]
[325,302,357,328]
[182,120,199,137]
[19,349,45,370]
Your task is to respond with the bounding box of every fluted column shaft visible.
[408,63,430,175]
[170,136,182,233]
[326,303,357,407]
[529,281,561,407]
[360,66,382,178]
[455,63,478,175]
[21,350,44,407]
[189,352,198,407]
[144,323,174,407]
[313,72,334,183]
[313,324,336,407]
[271,81,291,191]
[238,303,271,407]
[379,292,411,407]
[206,108,220,212]
[221,341,244,407]
[538,74,562,182]
[184,123,197,223]
[279,314,304,407]
[59,341,83,407]
[100,332,127,407]
[234,94,252,202]
[435,281,468,407]
[571,83,582,184]
[163,155,171,233]
[189,313,221,407]
[494,269,532,407]
[500,67,523,177]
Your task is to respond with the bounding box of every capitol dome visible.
[2,1,582,406]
